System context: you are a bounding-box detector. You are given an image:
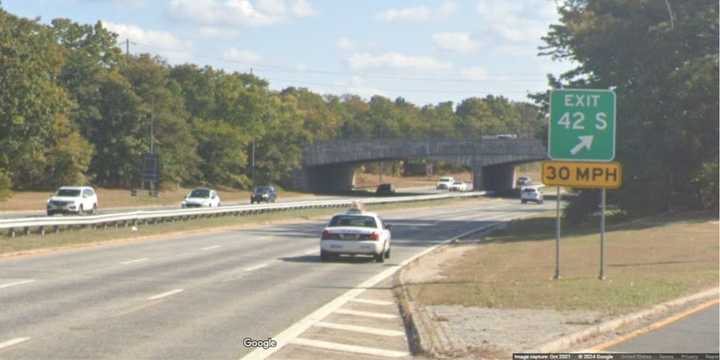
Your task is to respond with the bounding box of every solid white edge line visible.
[0,337,31,350]
[120,258,149,265]
[349,298,394,306]
[240,223,503,360]
[314,321,405,337]
[304,249,318,255]
[201,245,221,250]
[290,338,409,358]
[244,263,269,272]
[0,279,35,289]
[335,309,398,319]
[147,288,184,301]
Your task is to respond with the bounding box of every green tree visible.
[540,0,719,217]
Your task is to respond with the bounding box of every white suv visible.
[436,176,455,190]
[520,186,544,204]
[47,186,98,216]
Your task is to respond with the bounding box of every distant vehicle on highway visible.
[47,186,98,216]
[516,176,531,187]
[375,183,396,195]
[320,205,392,263]
[251,185,277,204]
[449,181,470,192]
[436,176,455,190]
[181,188,221,208]
[521,186,544,204]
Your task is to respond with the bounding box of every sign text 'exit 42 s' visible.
[549,89,616,161]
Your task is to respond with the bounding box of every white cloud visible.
[475,0,558,43]
[348,52,452,72]
[336,37,354,51]
[376,1,456,23]
[460,66,488,80]
[101,21,192,63]
[223,48,262,64]
[346,76,387,99]
[432,32,479,53]
[168,0,316,28]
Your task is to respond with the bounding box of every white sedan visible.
[181,188,221,208]
[320,208,392,262]
[449,181,471,192]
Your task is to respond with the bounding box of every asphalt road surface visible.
[0,197,550,359]
[608,303,720,354]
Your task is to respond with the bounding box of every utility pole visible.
[126,39,130,59]
[251,139,256,187]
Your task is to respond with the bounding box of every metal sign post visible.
[599,188,607,280]
[554,185,561,280]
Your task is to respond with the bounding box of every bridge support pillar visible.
[482,164,516,194]
[303,164,356,193]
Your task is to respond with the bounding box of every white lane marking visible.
[304,249,317,255]
[0,279,35,289]
[201,245,221,251]
[241,224,503,360]
[290,338,409,358]
[120,258,149,265]
[315,321,405,337]
[147,289,184,301]
[0,337,31,350]
[244,263,269,272]
[349,298,394,306]
[335,309,398,319]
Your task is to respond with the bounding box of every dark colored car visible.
[251,186,277,204]
[375,183,396,195]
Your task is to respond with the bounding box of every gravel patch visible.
[425,305,605,355]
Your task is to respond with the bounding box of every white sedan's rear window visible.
[329,215,377,228]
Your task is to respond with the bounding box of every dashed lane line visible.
[335,309,399,319]
[244,263,269,272]
[0,279,35,289]
[147,289,184,301]
[349,298,394,306]
[290,338,409,358]
[201,245,222,251]
[0,337,31,350]
[314,321,405,337]
[120,258,149,265]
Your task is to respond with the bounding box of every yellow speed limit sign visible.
[542,161,622,189]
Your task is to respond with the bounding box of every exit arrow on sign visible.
[570,135,594,155]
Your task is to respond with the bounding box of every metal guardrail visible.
[0,192,484,237]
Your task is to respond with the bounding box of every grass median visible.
[0,196,480,255]
[409,211,719,315]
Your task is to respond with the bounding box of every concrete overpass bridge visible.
[296,138,547,193]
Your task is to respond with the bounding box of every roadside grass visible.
[0,197,478,255]
[409,211,719,315]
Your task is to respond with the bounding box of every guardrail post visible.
[24,227,30,236]
[54,225,60,234]
[8,228,15,237]
[40,226,45,237]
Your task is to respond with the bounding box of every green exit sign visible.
[548,89,616,161]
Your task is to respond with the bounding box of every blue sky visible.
[3,0,575,105]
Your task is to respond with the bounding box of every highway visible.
[607,303,720,353]
[0,197,551,359]
[0,186,438,219]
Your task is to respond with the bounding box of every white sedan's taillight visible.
[321,230,332,240]
[370,232,381,241]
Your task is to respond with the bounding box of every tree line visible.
[0,7,541,197]
[537,0,718,218]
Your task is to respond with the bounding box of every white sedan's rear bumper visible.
[321,240,384,255]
